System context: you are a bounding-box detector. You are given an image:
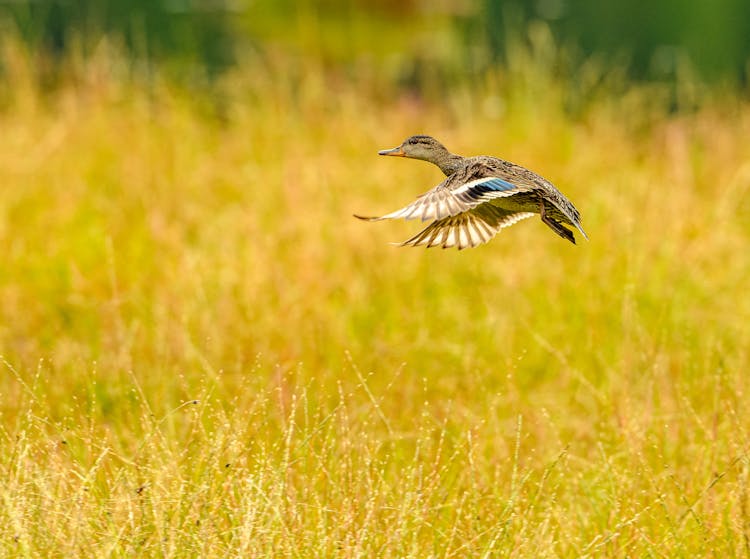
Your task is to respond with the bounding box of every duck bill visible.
[378,146,406,156]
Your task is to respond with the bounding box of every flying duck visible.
[355,135,587,249]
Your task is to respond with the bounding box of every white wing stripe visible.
[451,176,520,198]
[371,175,530,222]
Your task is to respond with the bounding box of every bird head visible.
[378,135,449,162]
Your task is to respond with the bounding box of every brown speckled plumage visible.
[355,135,588,249]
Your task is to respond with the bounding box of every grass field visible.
[1,43,750,557]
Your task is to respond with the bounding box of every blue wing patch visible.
[477,177,518,192]
[460,177,519,201]
[454,176,522,205]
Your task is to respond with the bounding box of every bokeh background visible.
[1,1,749,557]
[0,0,750,80]
[4,0,750,85]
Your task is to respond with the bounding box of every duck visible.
[355,135,588,249]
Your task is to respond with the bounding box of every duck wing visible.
[481,157,589,241]
[354,176,533,223]
[399,204,535,250]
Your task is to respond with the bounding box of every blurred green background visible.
[2,0,750,86]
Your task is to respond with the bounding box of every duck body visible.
[356,135,587,249]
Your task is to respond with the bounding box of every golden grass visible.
[1,45,749,557]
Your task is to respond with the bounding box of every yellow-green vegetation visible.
[1,43,749,557]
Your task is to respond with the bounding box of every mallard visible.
[355,135,588,249]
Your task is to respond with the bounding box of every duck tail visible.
[541,216,576,244]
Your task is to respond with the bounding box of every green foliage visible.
[4,0,750,86]
[1,0,236,77]
[480,0,750,83]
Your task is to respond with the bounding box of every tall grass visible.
[1,41,749,557]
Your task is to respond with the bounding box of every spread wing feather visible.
[355,176,532,223]
[399,205,535,250]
